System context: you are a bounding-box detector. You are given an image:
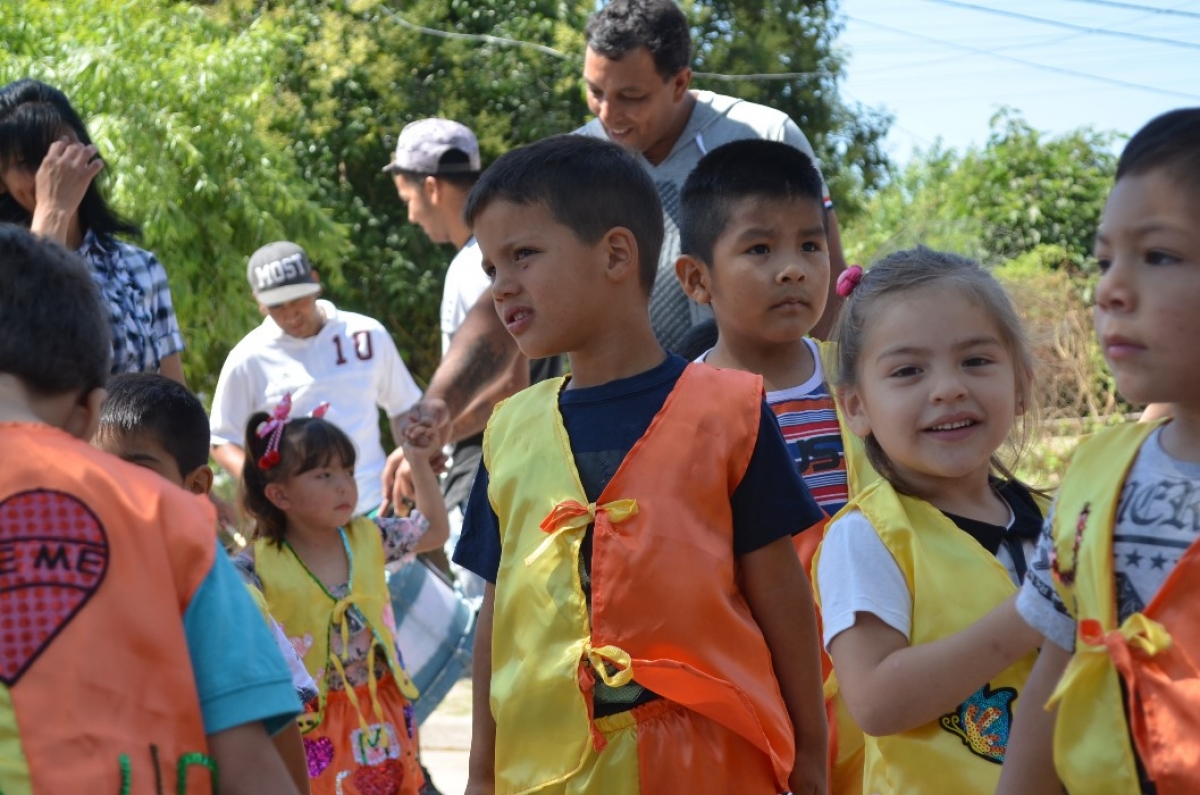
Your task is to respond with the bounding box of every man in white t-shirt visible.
[384,119,529,598]
[576,0,848,351]
[209,241,423,517]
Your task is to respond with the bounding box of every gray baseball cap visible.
[383,118,481,176]
[247,241,321,306]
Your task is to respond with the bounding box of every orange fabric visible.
[587,364,796,791]
[632,699,778,794]
[1,423,213,794]
[304,673,423,795]
[1093,536,1200,794]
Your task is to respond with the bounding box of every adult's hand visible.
[379,446,416,517]
[30,138,103,245]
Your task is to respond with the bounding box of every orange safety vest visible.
[485,364,796,793]
[1048,420,1200,794]
[0,423,215,795]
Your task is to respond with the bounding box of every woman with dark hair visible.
[0,78,186,384]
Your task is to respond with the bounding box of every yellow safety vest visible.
[485,364,796,794]
[1045,420,1200,794]
[254,517,417,733]
[814,478,1041,794]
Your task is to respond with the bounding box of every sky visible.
[836,0,1200,162]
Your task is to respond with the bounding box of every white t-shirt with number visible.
[210,300,422,515]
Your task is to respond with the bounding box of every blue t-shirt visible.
[183,543,301,735]
[454,354,824,584]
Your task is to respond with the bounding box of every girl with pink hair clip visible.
[235,393,449,795]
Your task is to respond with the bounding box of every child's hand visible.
[401,422,441,462]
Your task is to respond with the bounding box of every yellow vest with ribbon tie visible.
[254,517,418,734]
[1045,420,1200,795]
[813,478,1042,795]
[484,364,796,794]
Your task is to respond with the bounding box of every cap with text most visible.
[383,118,481,176]
[247,241,321,306]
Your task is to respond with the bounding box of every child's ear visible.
[1015,369,1033,417]
[264,482,291,511]
[66,387,107,441]
[602,226,639,284]
[675,255,712,304]
[839,386,873,438]
[184,465,215,496]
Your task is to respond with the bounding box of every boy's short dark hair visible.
[0,224,110,395]
[585,0,692,79]
[99,373,210,475]
[680,140,826,267]
[1116,107,1200,194]
[464,135,664,294]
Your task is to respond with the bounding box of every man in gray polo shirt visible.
[576,0,848,351]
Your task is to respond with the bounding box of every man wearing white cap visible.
[209,240,425,518]
[384,119,530,600]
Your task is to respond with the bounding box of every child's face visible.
[270,457,357,530]
[93,428,190,490]
[475,200,615,360]
[703,196,829,348]
[1094,169,1200,408]
[842,285,1025,500]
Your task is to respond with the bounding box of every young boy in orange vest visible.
[0,226,302,794]
[450,135,828,795]
[94,372,316,793]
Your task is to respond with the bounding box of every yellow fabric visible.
[0,683,31,795]
[1046,421,1162,795]
[254,517,417,734]
[485,378,598,794]
[814,479,1041,794]
[816,339,874,795]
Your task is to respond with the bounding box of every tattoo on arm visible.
[431,335,509,419]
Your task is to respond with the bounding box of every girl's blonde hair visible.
[833,246,1036,493]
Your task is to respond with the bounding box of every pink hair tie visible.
[255,393,294,470]
[836,265,864,298]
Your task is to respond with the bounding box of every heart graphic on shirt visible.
[303,736,334,778]
[0,490,109,686]
[351,759,405,795]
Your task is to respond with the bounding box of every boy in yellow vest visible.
[450,135,828,794]
[1000,109,1200,794]
[0,226,303,794]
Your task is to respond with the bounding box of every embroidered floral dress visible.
[235,513,428,795]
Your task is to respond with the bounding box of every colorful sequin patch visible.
[939,683,1017,764]
[350,721,400,767]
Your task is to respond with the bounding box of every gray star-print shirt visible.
[1017,426,1200,651]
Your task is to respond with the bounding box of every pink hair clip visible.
[836,265,864,298]
[255,393,294,470]
[312,402,330,419]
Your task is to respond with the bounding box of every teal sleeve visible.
[184,542,302,736]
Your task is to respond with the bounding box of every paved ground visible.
[421,677,472,794]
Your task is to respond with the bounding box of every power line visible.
[921,0,1200,50]
[845,13,1200,100]
[384,8,831,82]
[1051,0,1200,19]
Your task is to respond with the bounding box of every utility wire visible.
[921,0,1200,50]
[383,7,831,81]
[1051,0,1200,19]
[846,13,1200,100]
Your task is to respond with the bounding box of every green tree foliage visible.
[686,1,892,220]
[2,0,350,396]
[846,110,1117,269]
[214,0,593,382]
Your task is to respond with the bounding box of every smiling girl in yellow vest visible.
[235,395,449,795]
[999,109,1200,795]
[813,248,1048,794]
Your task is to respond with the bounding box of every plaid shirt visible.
[77,229,185,374]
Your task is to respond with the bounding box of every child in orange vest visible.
[453,135,828,795]
[94,372,317,793]
[235,397,448,795]
[1000,109,1200,795]
[0,227,303,792]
